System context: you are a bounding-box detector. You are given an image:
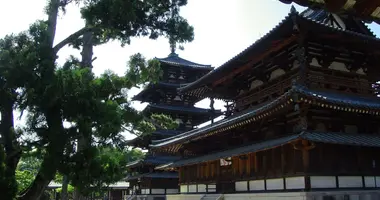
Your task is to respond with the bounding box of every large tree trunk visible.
[61,175,69,200]
[19,106,67,200]
[18,1,63,199]
[0,93,21,200]
[73,20,94,200]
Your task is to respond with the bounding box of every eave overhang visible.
[156,130,380,170]
[151,85,380,152]
[279,0,380,24]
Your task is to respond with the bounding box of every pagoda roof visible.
[157,52,213,70]
[178,8,380,99]
[156,131,380,169]
[151,85,380,150]
[125,172,178,181]
[279,0,380,24]
[132,82,187,102]
[144,104,222,116]
[125,130,182,147]
[125,155,180,169]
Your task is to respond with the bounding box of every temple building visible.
[125,50,222,200]
[151,7,380,200]
[279,0,380,23]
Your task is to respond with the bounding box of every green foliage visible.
[80,0,194,46]
[0,0,194,199]
[68,147,144,195]
[15,170,35,193]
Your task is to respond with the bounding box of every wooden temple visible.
[125,50,222,199]
[151,7,380,200]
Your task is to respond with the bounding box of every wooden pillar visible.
[301,140,310,172]
[179,167,182,183]
[281,146,286,175]
[253,153,258,173]
[246,154,251,175]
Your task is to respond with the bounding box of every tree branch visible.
[53,26,99,54]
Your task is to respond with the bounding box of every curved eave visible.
[132,82,185,101]
[156,53,213,71]
[177,12,296,96]
[125,172,178,181]
[151,85,380,150]
[279,0,380,24]
[178,8,380,99]
[144,104,222,116]
[156,130,380,169]
[125,155,181,169]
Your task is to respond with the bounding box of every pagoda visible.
[151,7,380,200]
[125,47,222,199]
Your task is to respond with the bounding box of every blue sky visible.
[0,0,379,139]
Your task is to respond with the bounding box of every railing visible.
[306,70,380,95]
[234,73,298,111]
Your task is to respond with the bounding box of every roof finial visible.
[170,38,176,54]
[168,37,178,57]
[290,5,297,14]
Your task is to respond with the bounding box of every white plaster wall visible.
[151,189,165,194]
[188,185,197,193]
[269,69,286,81]
[249,180,265,191]
[166,194,203,200]
[310,57,321,67]
[197,184,206,193]
[338,176,363,188]
[207,184,216,193]
[328,61,350,72]
[266,178,284,190]
[250,80,263,90]
[224,192,307,200]
[364,176,376,188]
[180,185,188,193]
[235,181,248,191]
[285,176,305,189]
[310,176,336,189]
[166,189,179,194]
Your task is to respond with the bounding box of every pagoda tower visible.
[125,48,222,199]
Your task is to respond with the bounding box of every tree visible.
[0,0,193,199]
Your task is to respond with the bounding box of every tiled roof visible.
[132,82,184,101]
[150,88,292,147]
[125,172,178,181]
[280,0,380,24]
[157,52,213,70]
[178,7,379,97]
[156,131,380,169]
[125,155,180,168]
[151,85,380,149]
[145,104,222,115]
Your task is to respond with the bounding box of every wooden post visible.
[254,153,258,173]
[302,140,310,172]
[281,146,286,175]
[179,167,182,183]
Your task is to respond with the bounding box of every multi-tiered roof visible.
[125,51,222,195]
[150,7,380,195]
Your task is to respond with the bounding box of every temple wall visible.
[166,191,380,200]
[166,194,203,200]
[179,176,380,194]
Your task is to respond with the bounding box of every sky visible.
[1,0,379,140]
